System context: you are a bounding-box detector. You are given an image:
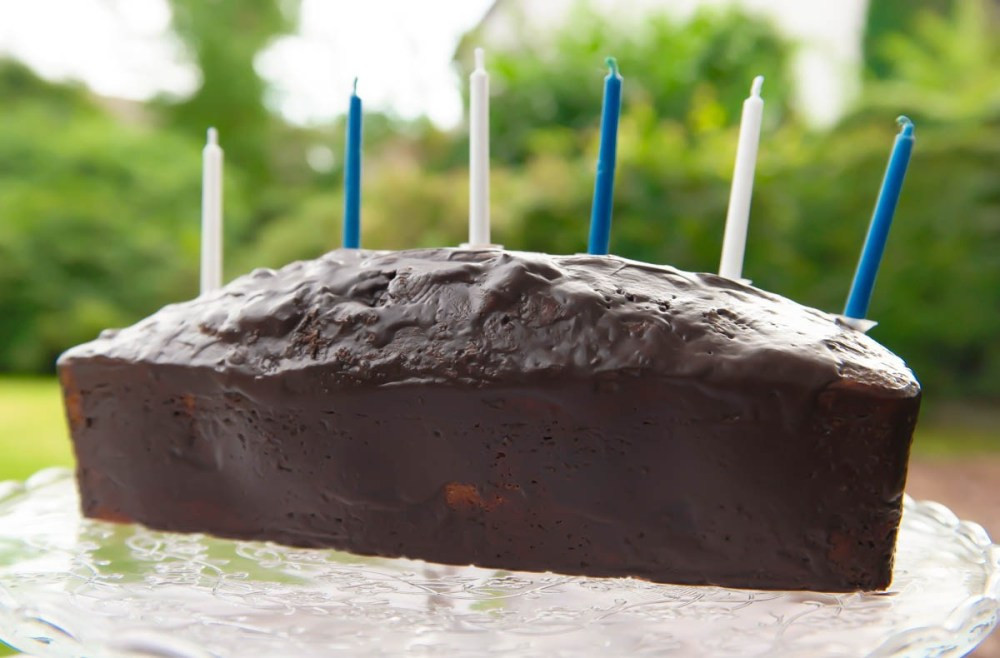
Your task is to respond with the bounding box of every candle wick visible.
[751,75,764,97]
[474,47,485,71]
[896,115,914,136]
[605,56,619,77]
[207,127,218,145]
[352,77,358,95]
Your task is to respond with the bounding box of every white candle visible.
[468,47,490,246]
[201,127,223,294]
[719,76,764,281]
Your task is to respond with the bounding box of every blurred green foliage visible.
[165,0,300,185]
[457,10,793,165]
[0,0,997,402]
[0,63,217,370]
[0,377,72,480]
[861,0,959,80]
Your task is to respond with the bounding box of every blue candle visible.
[844,116,915,320]
[343,78,362,249]
[587,57,623,255]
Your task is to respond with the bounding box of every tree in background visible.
[165,0,300,186]
[860,0,1000,122]
[457,9,793,165]
[445,8,800,270]
[0,60,226,371]
[862,0,958,80]
[840,0,1000,396]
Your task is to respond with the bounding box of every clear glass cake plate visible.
[0,468,997,657]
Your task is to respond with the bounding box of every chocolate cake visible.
[57,248,920,591]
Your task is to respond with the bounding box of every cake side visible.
[58,248,921,591]
[60,363,918,591]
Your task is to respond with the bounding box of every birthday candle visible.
[843,116,915,322]
[468,48,491,246]
[200,127,223,295]
[719,76,764,281]
[343,78,362,249]
[587,57,623,255]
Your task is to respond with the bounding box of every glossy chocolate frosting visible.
[62,247,918,394]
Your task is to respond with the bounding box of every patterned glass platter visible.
[0,468,997,658]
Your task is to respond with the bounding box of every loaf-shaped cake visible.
[58,248,921,591]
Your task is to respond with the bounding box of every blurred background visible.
[0,0,998,653]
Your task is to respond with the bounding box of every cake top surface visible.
[59,248,919,395]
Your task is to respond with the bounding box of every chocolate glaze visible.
[58,248,920,591]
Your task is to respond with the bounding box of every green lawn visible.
[0,377,74,481]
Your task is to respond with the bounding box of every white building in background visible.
[472,0,871,126]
